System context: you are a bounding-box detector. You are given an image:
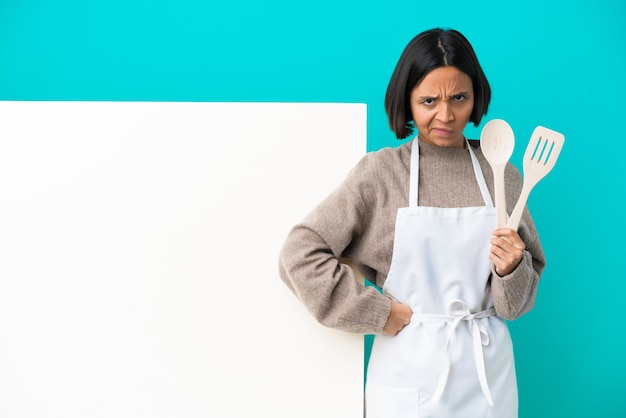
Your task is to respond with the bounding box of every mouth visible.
[430,127,454,137]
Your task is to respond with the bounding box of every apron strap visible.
[467,143,494,207]
[412,300,496,407]
[409,138,494,208]
[409,138,420,207]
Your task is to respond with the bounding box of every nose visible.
[436,102,454,122]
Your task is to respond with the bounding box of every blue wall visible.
[2,1,625,416]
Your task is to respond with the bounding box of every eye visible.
[452,94,467,102]
[421,97,435,106]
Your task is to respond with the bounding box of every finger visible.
[490,247,509,265]
[489,253,500,269]
[490,251,515,276]
[390,319,410,336]
[489,253,508,277]
[491,240,524,274]
[490,235,525,254]
[492,228,525,250]
[490,236,513,254]
[491,241,522,262]
[492,227,521,240]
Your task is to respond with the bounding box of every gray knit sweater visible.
[278,138,545,335]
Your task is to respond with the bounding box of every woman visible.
[278,28,545,417]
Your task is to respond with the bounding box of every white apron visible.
[365,139,517,418]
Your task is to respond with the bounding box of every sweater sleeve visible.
[490,164,546,320]
[278,155,392,334]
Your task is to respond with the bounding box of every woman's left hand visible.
[489,228,525,276]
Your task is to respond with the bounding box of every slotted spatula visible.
[507,126,565,230]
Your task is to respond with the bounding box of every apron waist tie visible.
[412,300,496,407]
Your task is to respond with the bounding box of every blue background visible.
[1,0,625,416]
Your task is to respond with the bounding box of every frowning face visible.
[409,66,474,148]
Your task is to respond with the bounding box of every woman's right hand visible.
[382,299,412,336]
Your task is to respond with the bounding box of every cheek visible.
[410,104,429,124]
[411,111,429,129]
[461,102,474,122]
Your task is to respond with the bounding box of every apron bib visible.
[365,139,517,418]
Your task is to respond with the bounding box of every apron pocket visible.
[365,383,420,418]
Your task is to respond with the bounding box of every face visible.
[409,66,474,148]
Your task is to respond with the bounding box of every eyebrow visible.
[417,91,471,100]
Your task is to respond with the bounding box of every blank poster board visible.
[0,102,365,417]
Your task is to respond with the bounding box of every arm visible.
[489,162,546,320]
[489,211,545,320]
[278,156,393,334]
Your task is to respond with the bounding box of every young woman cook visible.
[279,28,545,418]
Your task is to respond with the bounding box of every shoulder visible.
[353,140,411,178]
[342,140,411,201]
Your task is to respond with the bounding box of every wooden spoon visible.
[480,119,515,228]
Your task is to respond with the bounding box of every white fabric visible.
[365,139,517,418]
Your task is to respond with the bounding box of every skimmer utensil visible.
[507,126,565,231]
[480,119,515,228]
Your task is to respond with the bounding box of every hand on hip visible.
[383,298,412,336]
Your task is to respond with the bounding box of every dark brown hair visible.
[385,28,491,139]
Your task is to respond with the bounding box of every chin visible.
[435,138,465,148]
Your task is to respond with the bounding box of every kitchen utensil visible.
[507,126,565,230]
[480,119,515,228]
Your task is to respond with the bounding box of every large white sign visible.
[0,102,366,417]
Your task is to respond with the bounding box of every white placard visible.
[0,101,366,417]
